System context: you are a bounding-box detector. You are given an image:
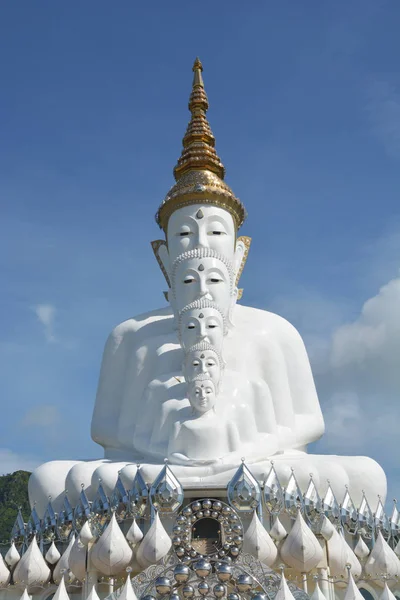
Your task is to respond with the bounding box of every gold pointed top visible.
[173,57,225,181]
[155,59,247,231]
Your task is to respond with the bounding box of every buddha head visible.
[178,299,226,351]
[183,341,224,390]
[187,374,217,415]
[170,248,236,318]
[151,59,250,307]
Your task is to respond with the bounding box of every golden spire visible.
[156,59,246,231]
[173,58,225,181]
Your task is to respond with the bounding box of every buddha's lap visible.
[29,450,386,518]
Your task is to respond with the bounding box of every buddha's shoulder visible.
[235,304,303,341]
[107,306,174,343]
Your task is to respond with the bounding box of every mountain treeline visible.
[0,470,31,545]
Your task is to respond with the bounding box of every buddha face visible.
[172,254,234,316]
[179,307,225,351]
[188,378,216,415]
[167,204,236,264]
[184,348,221,387]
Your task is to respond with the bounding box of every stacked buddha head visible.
[152,57,250,417]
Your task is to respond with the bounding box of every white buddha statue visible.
[29,58,386,517]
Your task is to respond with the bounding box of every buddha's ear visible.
[151,240,171,288]
[234,236,252,286]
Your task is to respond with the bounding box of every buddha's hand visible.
[168,452,218,466]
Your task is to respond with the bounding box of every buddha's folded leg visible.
[29,460,82,517]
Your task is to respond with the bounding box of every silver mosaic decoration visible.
[110,475,130,521]
[26,505,41,540]
[73,486,91,531]
[91,482,111,535]
[42,500,58,542]
[122,551,309,600]
[375,498,390,539]
[358,492,374,539]
[57,494,74,541]
[263,465,284,515]
[227,461,261,512]
[172,499,243,562]
[391,501,400,542]
[284,471,303,518]
[11,508,26,544]
[150,464,184,514]
[322,484,340,523]
[303,476,322,531]
[341,489,358,535]
[129,468,149,518]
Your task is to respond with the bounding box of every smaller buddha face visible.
[167,204,236,264]
[184,349,221,387]
[188,378,216,415]
[173,256,233,315]
[180,307,225,351]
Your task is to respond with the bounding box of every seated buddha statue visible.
[29,59,386,518]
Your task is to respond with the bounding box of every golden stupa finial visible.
[173,57,225,181]
[155,59,246,231]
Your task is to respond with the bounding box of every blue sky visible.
[1,1,400,510]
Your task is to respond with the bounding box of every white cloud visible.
[34,303,56,342]
[275,268,400,501]
[0,448,41,475]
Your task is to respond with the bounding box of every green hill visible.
[0,470,31,544]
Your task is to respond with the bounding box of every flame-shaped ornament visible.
[227,462,261,512]
[149,464,184,513]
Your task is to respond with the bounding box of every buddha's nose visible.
[196,228,208,248]
[200,362,207,373]
[199,278,208,297]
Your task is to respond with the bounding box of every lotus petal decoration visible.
[379,583,397,600]
[45,541,61,565]
[69,535,87,582]
[52,576,70,600]
[310,582,327,600]
[320,518,361,579]
[136,511,172,568]
[79,521,95,546]
[274,572,295,600]
[343,571,364,600]
[126,519,143,546]
[243,511,277,566]
[118,575,139,600]
[53,534,75,584]
[365,531,400,583]
[13,536,51,588]
[0,553,10,587]
[91,513,132,576]
[5,541,20,567]
[354,535,370,560]
[86,586,101,600]
[269,516,287,542]
[280,511,323,572]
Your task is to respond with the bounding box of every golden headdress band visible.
[155,58,247,232]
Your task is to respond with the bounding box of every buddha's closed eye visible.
[184,276,196,284]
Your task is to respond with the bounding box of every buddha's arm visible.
[91,321,137,450]
[277,319,325,444]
